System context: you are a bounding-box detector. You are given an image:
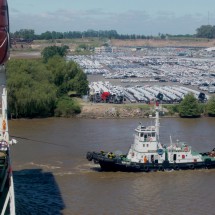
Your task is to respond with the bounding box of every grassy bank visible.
[77,100,167,119]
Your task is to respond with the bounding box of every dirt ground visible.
[10,38,215,59]
[76,99,162,119]
[111,38,215,48]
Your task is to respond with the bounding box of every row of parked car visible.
[89,81,208,104]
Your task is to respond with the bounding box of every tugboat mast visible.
[155,102,160,143]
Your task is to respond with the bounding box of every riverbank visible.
[76,99,175,119]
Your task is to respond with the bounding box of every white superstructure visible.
[126,104,202,165]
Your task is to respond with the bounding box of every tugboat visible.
[86,102,215,172]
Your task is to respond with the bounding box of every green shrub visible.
[206,95,215,116]
[179,93,201,117]
[55,97,81,117]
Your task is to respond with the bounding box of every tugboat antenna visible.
[170,135,172,145]
[155,103,160,142]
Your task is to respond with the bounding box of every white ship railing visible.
[0,87,16,215]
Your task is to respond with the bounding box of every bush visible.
[163,104,179,115]
[178,93,201,117]
[206,95,215,116]
[41,45,69,63]
[54,97,81,117]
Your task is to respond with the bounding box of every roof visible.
[205,47,215,52]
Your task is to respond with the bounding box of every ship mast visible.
[155,101,160,142]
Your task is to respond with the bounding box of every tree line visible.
[11,25,215,42]
[164,93,215,118]
[6,46,88,118]
[11,29,156,41]
[196,25,215,39]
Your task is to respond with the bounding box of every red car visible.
[0,0,9,65]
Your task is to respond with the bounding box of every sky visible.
[8,0,215,35]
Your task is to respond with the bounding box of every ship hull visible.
[0,0,10,64]
[87,151,215,172]
[0,67,16,215]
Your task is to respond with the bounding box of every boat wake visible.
[16,162,61,171]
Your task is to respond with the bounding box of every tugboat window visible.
[140,133,144,137]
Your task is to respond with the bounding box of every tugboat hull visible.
[87,151,215,172]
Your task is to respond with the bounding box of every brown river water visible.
[9,117,215,215]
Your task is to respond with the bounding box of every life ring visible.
[2,119,6,131]
[100,150,105,155]
[157,149,164,155]
[184,147,189,152]
[86,152,93,161]
[107,152,115,159]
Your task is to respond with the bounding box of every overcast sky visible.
[8,0,215,35]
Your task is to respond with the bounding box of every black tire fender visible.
[174,165,179,170]
[144,165,149,172]
[158,166,164,171]
[190,164,194,170]
[86,152,93,161]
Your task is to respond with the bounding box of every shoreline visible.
[76,100,180,119]
[9,100,213,119]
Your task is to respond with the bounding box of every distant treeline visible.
[196,25,215,39]
[10,25,215,42]
[10,29,198,42]
[11,29,155,41]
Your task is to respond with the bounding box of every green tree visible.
[6,59,57,118]
[41,45,69,63]
[69,71,89,95]
[196,25,215,39]
[206,95,215,116]
[6,56,88,118]
[179,93,201,117]
[54,96,81,117]
[46,56,88,96]
[40,31,52,40]
[13,29,35,40]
